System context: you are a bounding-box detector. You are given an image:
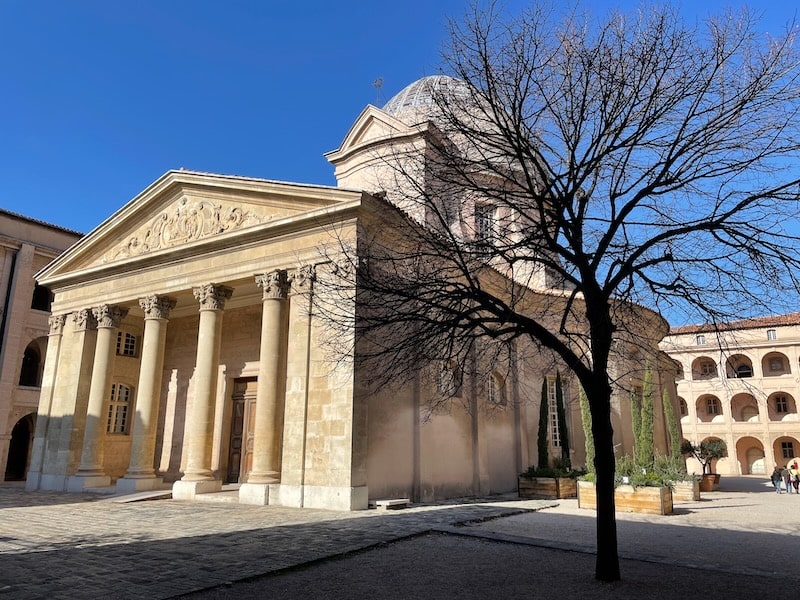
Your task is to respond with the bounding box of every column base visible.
[238,482,274,506]
[172,479,221,500]
[28,473,67,492]
[67,474,111,492]
[115,476,165,493]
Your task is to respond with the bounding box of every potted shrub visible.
[681,438,727,492]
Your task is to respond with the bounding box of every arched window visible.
[107,384,132,434]
[18,345,40,387]
[488,373,505,406]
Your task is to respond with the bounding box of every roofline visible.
[0,208,83,236]
[669,312,800,335]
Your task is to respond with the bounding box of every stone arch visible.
[691,356,717,380]
[696,394,724,423]
[725,353,754,379]
[18,337,47,387]
[736,436,765,474]
[762,351,791,377]
[766,392,798,422]
[730,393,759,422]
[4,412,35,481]
[771,435,800,467]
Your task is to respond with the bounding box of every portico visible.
[27,172,369,509]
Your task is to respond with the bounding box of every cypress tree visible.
[663,388,682,459]
[637,362,655,468]
[537,378,549,470]
[630,387,641,461]
[579,386,594,473]
[555,371,570,469]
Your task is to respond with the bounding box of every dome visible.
[382,75,469,124]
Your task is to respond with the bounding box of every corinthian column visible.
[117,295,176,493]
[68,304,128,491]
[26,314,66,491]
[173,284,232,500]
[239,270,289,505]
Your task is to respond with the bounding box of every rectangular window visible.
[116,332,137,357]
[475,205,496,243]
[781,441,795,459]
[706,397,720,415]
[767,329,777,341]
[769,358,783,372]
[701,362,715,376]
[547,378,560,447]
[776,396,789,413]
[695,335,706,345]
[107,383,131,434]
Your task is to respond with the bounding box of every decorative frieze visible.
[139,295,177,320]
[48,314,67,335]
[92,305,129,329]
[105,198,264,262]
[193,284,233,310]
[255,270,289,300]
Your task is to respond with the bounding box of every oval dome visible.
[382,75,469,124]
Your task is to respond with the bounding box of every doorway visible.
[4,413,35,481]
[226,378,257,483]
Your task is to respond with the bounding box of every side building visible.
[661,313,800,475]
[0,210,82,481]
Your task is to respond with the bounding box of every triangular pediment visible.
[325,105,420,164]
[38,170,357,283]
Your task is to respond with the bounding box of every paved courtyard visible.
[1,476,798,599]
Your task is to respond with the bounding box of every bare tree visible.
[318,1,800,582]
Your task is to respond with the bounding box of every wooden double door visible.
[226,378,257,484]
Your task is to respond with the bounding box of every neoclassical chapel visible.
[26,76,677,509]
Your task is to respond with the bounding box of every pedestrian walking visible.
[771,465,783,493]
[782,466,793,493]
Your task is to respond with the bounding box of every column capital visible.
[255,270,289,300]
[289,264,316,295]
[193,284,233,310]
[48,314,67,336]
[139,295,177,319]
[72,309,97,332]
[92,304,129,329]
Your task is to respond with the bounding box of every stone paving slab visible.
[0,486,552,599]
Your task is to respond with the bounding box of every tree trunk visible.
[588,376,621,581]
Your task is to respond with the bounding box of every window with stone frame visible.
[474,204,496,243]
[706,396,721,415]
[700,360,716,376]
[775,395,789,413]
[781,441,795,459]
[487,373,506,406]
[695,334,706,345]
[107,383,132,434]
[116,331,137,357]
[767,328,777,341]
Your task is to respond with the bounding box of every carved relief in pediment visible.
[104,198,266,263]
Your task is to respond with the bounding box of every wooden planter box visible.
[578,480,673,515]
[671,479,700,502]
[518,476,578,499]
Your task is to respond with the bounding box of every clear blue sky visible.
[0,1,794,234]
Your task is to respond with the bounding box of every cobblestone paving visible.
[0,486,554,599]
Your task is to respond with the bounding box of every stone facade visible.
[662,313,800,475]
[0,210,81,482]
[25,77,677,508]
